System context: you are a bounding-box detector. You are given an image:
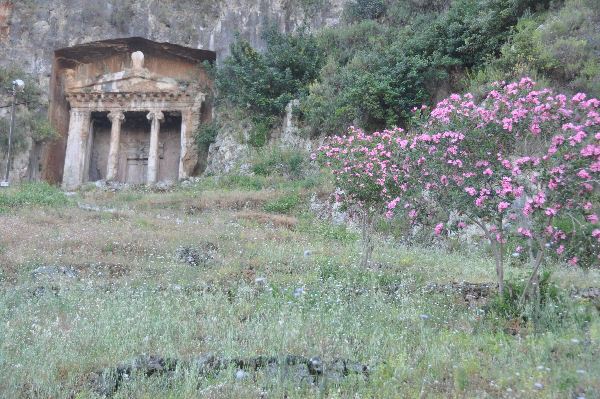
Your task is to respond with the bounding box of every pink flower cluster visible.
[312,126,413,217]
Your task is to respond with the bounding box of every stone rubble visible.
[174,242,218,267]
[89,353,370,397]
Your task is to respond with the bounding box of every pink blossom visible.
[496,233,507,243]
[577,169,591,180]
[434,222,444,236]
[483,168,493,176]
[518,227,533,238]
[388,197,400,210]
[498,202,510,212]
[588,214,599,223]
[557,245,565,254]
[569,257,579,266]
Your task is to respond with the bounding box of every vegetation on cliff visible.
[0,68,58,152]
[215,0,600,138]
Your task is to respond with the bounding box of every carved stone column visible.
[106,110,125,181]
[146,110,164,184]
[62,108,91,189]
[179,109,200,179]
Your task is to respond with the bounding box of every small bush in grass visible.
[486,271,562,319]
[313,126,415,267]
[251,148,307,179]
[264,193,300,213]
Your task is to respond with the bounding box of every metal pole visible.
[4,82,17,183]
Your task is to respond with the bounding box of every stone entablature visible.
[61,51,206,189]
[64,92,204,111]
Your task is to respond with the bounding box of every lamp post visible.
[1,79,24,187]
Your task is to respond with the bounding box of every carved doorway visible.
[118,112,152,184]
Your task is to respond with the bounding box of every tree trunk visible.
[359,209,375,268]
[519,246,544,306]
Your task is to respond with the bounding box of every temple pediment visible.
[65,51,180,94]
[63,52,205,111]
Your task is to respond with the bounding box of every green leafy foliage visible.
[192,123,218,152]
[214,0,563,137]
[251,148,307,179]
[264,192,300,213]
[248,120,271,148]
[216,23,324,125]
[298,0,555,135]
[464,0,600,98]
[344,0,387,22]
[0,67,58,152]
[485,271,567,329]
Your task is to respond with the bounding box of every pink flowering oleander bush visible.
[312,126,414,267]
[311,78,599,298]
[407,78,600,298]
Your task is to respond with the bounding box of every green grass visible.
[0,182,73,210]
[0,178,598,397]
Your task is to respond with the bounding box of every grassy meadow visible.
[0,179,598,398]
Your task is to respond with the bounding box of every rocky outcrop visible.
[204,113,252,175]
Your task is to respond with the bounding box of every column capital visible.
[69,108,91,117]
[147,110,164,122]
[108,110,125,123]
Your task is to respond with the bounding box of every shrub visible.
[221,175,265,191]
[0,67,58,152]
[313,127,414,267]
[484,270,572,331]
[216,24,324,123]
[248,121,271,148]
[464,0,600,99]
[344,0,387,22]
[193,123,218,152]
[251,148,307,179]
[264,192,300,213]
[406,79,600,301]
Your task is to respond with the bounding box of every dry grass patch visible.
[235,211,298,230]
[185,190,281,213]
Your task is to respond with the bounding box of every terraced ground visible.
[0,179,598,398]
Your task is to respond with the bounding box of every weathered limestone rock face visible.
[50,39,214,188]
[0,0,346,182]
[1,0,345,85]
[204,113,252,176]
